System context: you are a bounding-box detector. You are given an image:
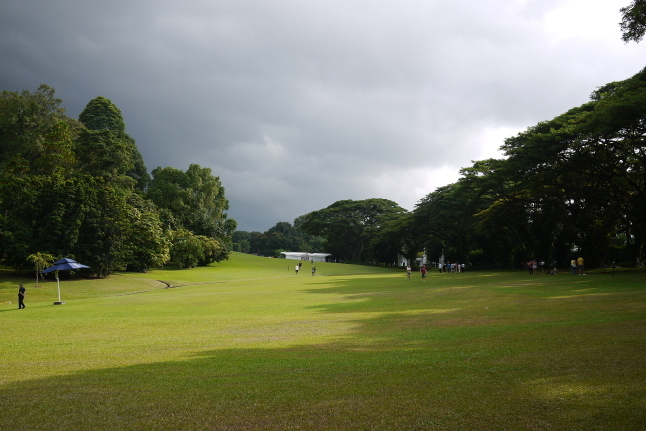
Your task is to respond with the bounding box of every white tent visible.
[280,252,309,260]
[309,253,332,262]
[280,252,331,262]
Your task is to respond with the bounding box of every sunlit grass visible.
[1,254,645,430]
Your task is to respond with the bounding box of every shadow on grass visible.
[2,272,646,430]
[3,325,645,431]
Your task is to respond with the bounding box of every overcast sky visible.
[1,0,644,231]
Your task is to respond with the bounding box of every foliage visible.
[437,67,646,268]
[147,164,234,262]
[124,193,171,272]
[232,230,251,253]
[620,0,646,43]
[300,198,406,262]
[0,173,126,276]
[0,84,81,173]
[241,219,326,257]
[0,84,234,276]
[371,211,426,267]
[26,252,55,286]
[77,96,149,191]
[414,181,491,265]
[169,229,222,269]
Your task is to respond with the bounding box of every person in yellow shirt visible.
[577,256,585,275]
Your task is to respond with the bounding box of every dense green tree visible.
[170,229,222,269]
[0,84,239,275]
[465,67,646,267]
[621,0,646,43]
[234,220,324,257]
[124,193,170,272]
[77,96,149,190]
[0,172,130,276]
[300,198,406,262]
[147,165,229,229]
[371,212,429,268]
[147,164,234,262]
[255,222,299,256]
[0,84,81,173]
[248,231,264,254]
[414,182,490,265]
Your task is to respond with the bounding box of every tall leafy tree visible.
[169,229,222,269]
[371,211,428,267]
[414,182,488,265]
[0,172,131,276]
[621,0,646,43]
[147,164,235,263]
[468,67,646,267]
[300,198,406,262]
[124,193,170,272]
[0,84,80,173]
[77,96,149,190]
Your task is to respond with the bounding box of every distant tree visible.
[300,198,406,262]
[248,231,263,254]
[232,231,251,253]
[620,0,646,43]
[372,212,430,268]
[255,222,299,256]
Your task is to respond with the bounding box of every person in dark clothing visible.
[18,283,26,309]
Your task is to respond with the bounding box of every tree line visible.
[286,10,646,269]
[232,218,326,258]
[0,86,235,276]
[5,3,644,273]
[240,66,646,270]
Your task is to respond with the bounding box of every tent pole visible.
[56,270,61,302]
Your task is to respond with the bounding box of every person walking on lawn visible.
[18,283,26,309]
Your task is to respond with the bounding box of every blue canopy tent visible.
[41,258,90,305]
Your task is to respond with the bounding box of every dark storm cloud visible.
[1,0,644,231]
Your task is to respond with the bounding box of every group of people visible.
[525,257,585,275]
[294,261,316,275]
[571,257,586,275]
[404,262,469,280]
[526,260,543,275]
[437,262,465,273]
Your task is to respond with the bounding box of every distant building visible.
[280,252,332,262]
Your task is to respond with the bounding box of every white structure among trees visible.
[280,252,331,262]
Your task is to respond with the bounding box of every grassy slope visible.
[0,253,644,430]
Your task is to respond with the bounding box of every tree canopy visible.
[300,198,406,262]
[621,0,646,43]
[0,85,235,276]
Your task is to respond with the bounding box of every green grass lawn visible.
[1,253,645,430]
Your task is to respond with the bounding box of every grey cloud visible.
[1,0,644,231]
